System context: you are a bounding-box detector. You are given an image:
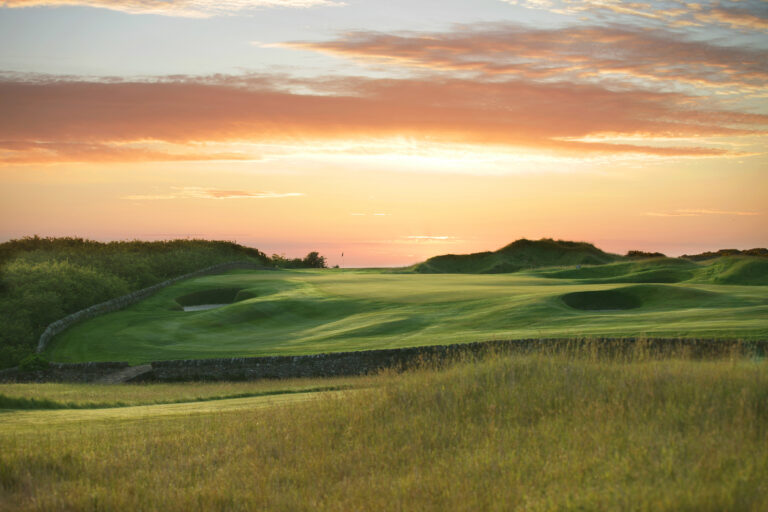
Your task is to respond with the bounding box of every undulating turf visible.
[45,264,768,363]
[1,351,766,511]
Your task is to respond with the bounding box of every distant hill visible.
[413,238,620,274]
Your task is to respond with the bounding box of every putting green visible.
[46,268,768,363]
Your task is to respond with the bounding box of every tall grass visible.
[1,350,766,511]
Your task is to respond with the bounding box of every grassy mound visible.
[544,258,697,283]
[561,284,722,312]
[707,257,768,286]
[414,238,619,274]
[623,284,722,308]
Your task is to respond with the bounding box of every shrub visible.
[18,353,49,372]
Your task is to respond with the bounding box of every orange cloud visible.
[286,24,768,92]
[1,73,763,165]
[0,0,341,17]
[122,187,304,200]
[0,140,253,164]
[645,209,760,217]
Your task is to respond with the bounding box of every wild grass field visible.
[1,350,766,511]
[46,260,768,363]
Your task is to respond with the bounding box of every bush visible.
[18,353,49,372]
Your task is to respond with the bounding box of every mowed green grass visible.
[47,267,768,363]
[1,352,766,511]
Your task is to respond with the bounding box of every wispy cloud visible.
[286,24,768,93]
[0,0,343,17]
[499,0,768,33]
[123,187,304,200]
[406,235,456,240]
[694,6,768,31]
[644,208,760,217]
[2,72,763,165]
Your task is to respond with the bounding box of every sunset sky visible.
[1,0,766,266]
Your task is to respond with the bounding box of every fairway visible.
[47,266,768,363]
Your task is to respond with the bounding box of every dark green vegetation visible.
[270,251,327,269]
[1,351,766,510]
[413,238,619,273]
[48,263,768,363]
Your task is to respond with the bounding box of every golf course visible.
[2,238,767,511]
[46,254,768,364]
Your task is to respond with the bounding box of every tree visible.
[302,252,327,268]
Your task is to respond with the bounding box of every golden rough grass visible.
[1,352,766,511]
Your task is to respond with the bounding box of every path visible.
[95,364,153,384]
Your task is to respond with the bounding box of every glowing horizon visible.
[1,0,766,266]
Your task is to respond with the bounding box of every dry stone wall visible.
[141,337,767,382]
[36,261,267,353]
[0,361,130,383]
[5,337,766,383]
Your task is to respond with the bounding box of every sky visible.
[0,0,766,266]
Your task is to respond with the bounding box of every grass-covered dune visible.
[412,237,768,283]
[47,267,768,364]
[1,351,766,511]
[413,238,620,273]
